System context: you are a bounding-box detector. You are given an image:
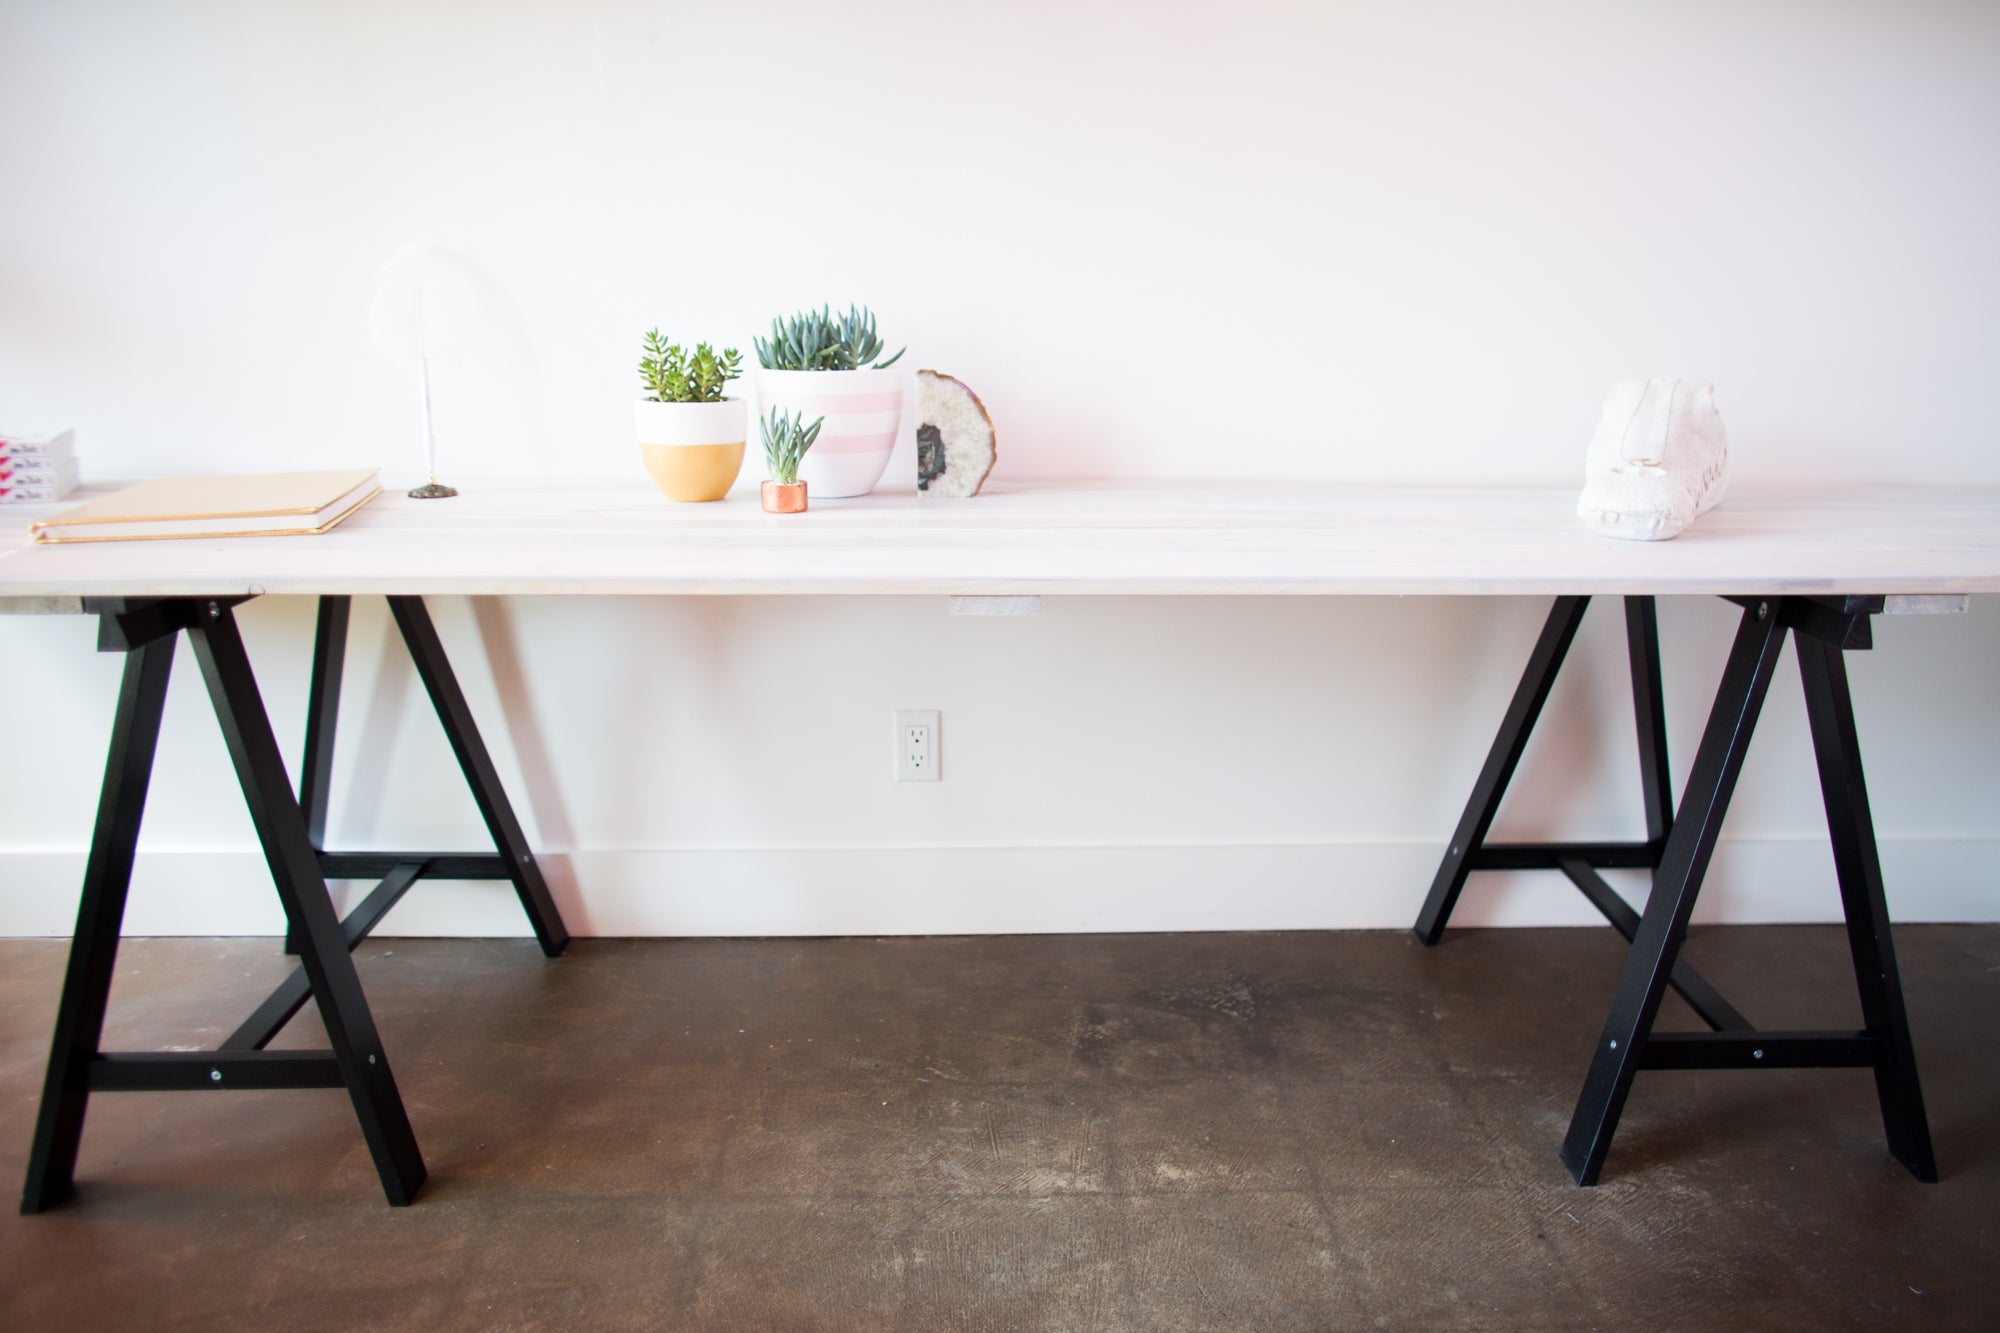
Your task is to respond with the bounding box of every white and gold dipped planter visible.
[635,398,748,502]
[755,367,904,499]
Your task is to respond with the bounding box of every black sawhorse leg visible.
[1417,594,1936,1185]
[286,596,567,958]
[1413,596,1748,1030]
[22,595,568,1213]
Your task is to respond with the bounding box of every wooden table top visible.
[3,479,1997,599]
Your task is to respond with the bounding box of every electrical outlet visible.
[894,709,940,782]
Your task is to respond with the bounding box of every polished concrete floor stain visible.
[1,926,1996,1330]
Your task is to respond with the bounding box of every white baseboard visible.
[1,838,1993,937]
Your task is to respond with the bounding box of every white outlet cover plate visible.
[895,709,940,782]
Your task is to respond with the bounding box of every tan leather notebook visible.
[29,469,381,543]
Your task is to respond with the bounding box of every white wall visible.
[3,1,1997,935]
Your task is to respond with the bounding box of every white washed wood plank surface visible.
[2,480,1996,598]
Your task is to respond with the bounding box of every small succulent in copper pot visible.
[759,408,823,513]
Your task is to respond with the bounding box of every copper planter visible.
[761,480,808,514]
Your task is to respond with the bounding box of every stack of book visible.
[0,428,81,503]
[28,468,381,544]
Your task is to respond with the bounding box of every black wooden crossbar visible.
[225,860,429,1053]
[1466,841,1662,872]
[87,1051,347,1092]
[1556,858,1751,1034]
[1638,1031,1881,1071]
[318,852,514,880]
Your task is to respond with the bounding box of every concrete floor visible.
[0,926,1995,1331]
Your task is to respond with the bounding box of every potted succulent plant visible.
[634,328,747,502]
[753,305,905,498]
[759,407,823,513]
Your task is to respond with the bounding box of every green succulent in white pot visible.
[753,305,905,499]
[634,329,747,503]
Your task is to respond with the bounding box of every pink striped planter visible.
[755,367,905,498]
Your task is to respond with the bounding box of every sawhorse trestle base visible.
[20,595,569,1213]
[1414,594,1937,1186]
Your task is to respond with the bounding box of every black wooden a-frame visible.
[22,595,568,1211]
[1415,595,1936,1185]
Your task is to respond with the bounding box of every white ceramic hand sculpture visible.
[1577,379,1728,541]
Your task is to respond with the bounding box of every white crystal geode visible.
[915,370,996,497]
[1578,379,1728,541]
